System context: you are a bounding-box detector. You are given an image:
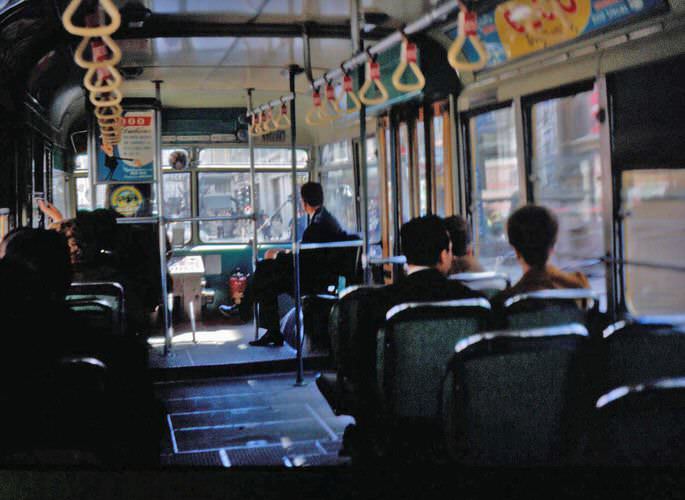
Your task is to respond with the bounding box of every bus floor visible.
[156,372,353,467]
[147,316,309,369]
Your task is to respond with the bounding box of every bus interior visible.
[0,0,685,487]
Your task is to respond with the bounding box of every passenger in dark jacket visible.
[236,182,348,346]
[351,216,485,433]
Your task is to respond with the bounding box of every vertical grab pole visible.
[290,65,305,386]
[247,89,260,341]
[154,80,172,356]
[87,114,97,210]
[352,0,371,284]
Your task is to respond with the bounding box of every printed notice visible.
[96,109,155,183]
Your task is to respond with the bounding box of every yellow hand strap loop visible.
[323,82,342,119]
[447,10,489,73]
[305,90,327,126]
[338,72,361,115]
[358,54,389,106]
[275,101,291,130]
[84,65,122,93]
[62,0,121,37]
[392,38,426,93]
[74,35,122,70]
[89,86,123,107]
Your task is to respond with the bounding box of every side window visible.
[469,106,520,277]
[530,86,605,307]
[622,169,685,315]
[163,172,191,246]
[319,141,356,234]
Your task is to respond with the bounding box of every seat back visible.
[594,378,685,465]
[603,320,685,392]
[300,235,363,294]
[379,299,491,421]
[504,289,597,330]
[0,357,108,465]
[66,281,126,335]
[448,272,510,299]
[447,323,590,465]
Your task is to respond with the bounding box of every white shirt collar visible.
[405,264,431,276]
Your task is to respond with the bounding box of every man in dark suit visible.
[349,216,485,435]
[231,182,347,347]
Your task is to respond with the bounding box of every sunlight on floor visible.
[148,329,244,346]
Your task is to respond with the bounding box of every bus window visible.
[74,154,106,211]
[416,116,428,216]
[199,147,307,168]
[622,169,685,315]
[366,136,382,257]
[433,111,446,216]
[197,171,307,243]
[530,86,605,306]
[469,106,519,278]
[398,123,412,223]
[163,172,191,246]
[320,140,356,234]
[51,168,68,218]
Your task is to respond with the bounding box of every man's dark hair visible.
[400,215,450,267]
[444,215,471,257]
[507,205,558,268]
[1,228,71,300]
[300,182,324,207]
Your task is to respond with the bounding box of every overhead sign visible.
[97,109,155,183]
[450,0,664,67]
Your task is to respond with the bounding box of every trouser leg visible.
[240,258,292,332]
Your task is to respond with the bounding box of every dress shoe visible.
[218,304,237,317]
[249,329,284,347]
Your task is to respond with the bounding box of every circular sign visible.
[110,185,144,217]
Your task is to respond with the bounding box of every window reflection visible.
[320,141,356,234]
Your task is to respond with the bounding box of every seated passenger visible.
[38,200,167,336]
[227,182,347,347]
[493,205,589,305]
[346,215,485,453]
[444,215,483,274]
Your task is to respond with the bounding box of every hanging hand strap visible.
[447,10,489,72]
[358,52,389,106]
[391,37,425,93]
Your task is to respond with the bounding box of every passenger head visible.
[0,227,71,301]
[400,215,452,275]
[300,182,324,214]
[506,204,558,269]
[444,215,472,257]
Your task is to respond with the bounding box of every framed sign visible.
[97,109,156,183]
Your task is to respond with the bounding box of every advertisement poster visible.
[448,0,664,67]
[96,110,155,183]
[108,183,152,217]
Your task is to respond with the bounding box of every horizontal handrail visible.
[368,255,407,265]
[164,215,255,223]
[115,216,159,224]
[310,0,459,91]
[246,93,295,117]
[297,240,363,251]
[448,271,509,283]
[601,257,685,273]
